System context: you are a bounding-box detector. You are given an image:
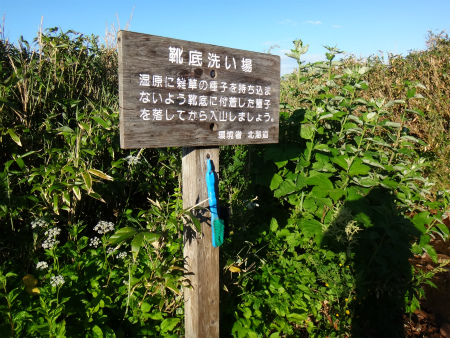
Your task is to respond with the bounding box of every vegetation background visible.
[1,24,449,338]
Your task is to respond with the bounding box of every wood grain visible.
[182,147,220,338]
[118,31,280,148]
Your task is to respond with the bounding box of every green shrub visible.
[0,28,184,337]
[2,28,449,338]
[226,40,449,338]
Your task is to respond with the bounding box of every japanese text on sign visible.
[118,31,280,148]
[168,47,253,72]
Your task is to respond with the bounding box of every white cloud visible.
[332,25,343,28]
[305,20,322,25]
[278,19,297,26]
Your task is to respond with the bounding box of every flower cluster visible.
[42,227,61,249]
[89,237,101,248]
[36,261,49,270]
[107,247,116,255]
[125,154,141,166]
[116,252,127,259]
[94,221,115,235]
[50,275,65,287]
[31,217,48,229]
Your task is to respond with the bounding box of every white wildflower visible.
[50,275,65,287]
[31,218,48,229]
[94,221,115,235]
[42,227,61,249]
[317,107,325,114]
[125,154,141,166]
[44,227,61,237]
[107,247,116,255]
[116,252,127,259]
[36,261,49,270]
[89,237,101,248]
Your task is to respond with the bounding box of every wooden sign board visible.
[118,31,280,148]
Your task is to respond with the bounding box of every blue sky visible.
[2,0,449,75]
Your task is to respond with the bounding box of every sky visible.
[1,0,449,75]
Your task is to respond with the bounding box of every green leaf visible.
[242,307,252,319]
[56,320,66,338]
[436,222,450,238]
[82,171,92,193]
[131,232,145,262]
[348,159,371,176]
[419,234,431,247]
[318,113,333,120]
[73,186,81,200]
[343,84,355,93]
[411,243,422,255]
[407,88,416,99]
[277,229,291,238]
[300,123,315,140]
[381,178,398,189]
[270,218,279,232]
[187,211,201,232]
[275,160,288,168]
[362,157,385,169]
[314,144,332,151]
[91,116,111,130]
[348,114,363,125]
[303,198,318,214]
[141,302,152,313]
[332,155,349,171]
[143,232,161,243]
[274,179,296,198]
[108,227,138,245]
[424,244,438,263]
[160,318,180,333]
[88,192,106,203]
[88,168,113,181]
[7,129,22,146]
[56,126,74,133]
[300,219,323,240]
[385,121,402,128]
[287,311,308,322]
[53,194,59,214]
[328,189,345,202]
[413,212,432,234]
[270,174,283,190]
[405,108,425,118]
[92,325,103,338]
[401,135,424,144]
[165,280,181,295]
[14,155,25,170]
[149,311,164,320]
[78,122,92,133]
[306,174,333,190]
[82,149,96,156]
[353,176,380,187]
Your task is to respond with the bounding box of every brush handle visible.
[206,159,218,223]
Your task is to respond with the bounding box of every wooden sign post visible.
[118,31,280,337]
[182,146,220,337]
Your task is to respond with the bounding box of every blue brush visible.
[206,159,224,247]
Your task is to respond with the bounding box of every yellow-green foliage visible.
[281,31,450,191]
